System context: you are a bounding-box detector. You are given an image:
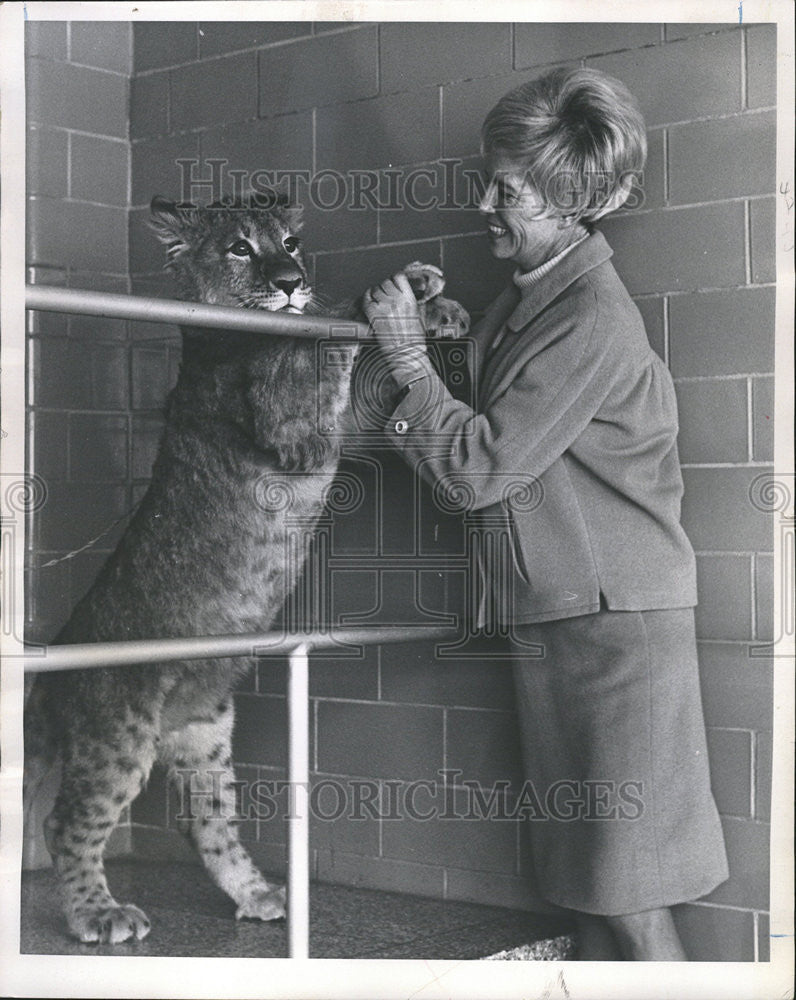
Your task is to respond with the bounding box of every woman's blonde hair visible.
[481,67,647,224]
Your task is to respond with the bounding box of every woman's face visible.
[479,151,583,272]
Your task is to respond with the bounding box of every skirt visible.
[511,603,729,915]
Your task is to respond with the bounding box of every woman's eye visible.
[482,173,518,207]
[228,240,253,257]
[496,183,518,206]
[283,236,300,254]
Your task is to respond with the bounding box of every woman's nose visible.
[478,180,497,215]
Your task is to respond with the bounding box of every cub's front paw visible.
[421,295,470,339]
[70,903,151,944]
[403,261,446,303]
[235,884,286,922]
[276,434,334,472]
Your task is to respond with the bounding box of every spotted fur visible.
[24,195,469,944]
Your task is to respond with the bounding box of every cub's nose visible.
[274,278,301,297]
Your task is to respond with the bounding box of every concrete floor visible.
[21,859,575,959]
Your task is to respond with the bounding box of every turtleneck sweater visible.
[512,233,590,292]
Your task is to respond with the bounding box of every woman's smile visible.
[480,153,587,271]
[487,219,509,238]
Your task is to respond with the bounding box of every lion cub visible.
[24,194,469,944]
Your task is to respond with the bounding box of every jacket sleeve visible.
[384,282,624,511]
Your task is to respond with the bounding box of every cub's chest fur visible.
[23,193,469,945]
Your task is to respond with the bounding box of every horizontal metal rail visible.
[25,284,371,341]
[21,624,455,673]
[22,623,455,959]
[22,286,445,958]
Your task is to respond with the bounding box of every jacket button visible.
[394,419,409,435]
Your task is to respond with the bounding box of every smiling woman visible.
[478,67,647,272]
[363,65,729,962]
[479,153,590,272]
[18,15,778,974]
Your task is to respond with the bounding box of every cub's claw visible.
[403,261,446,303]
[422,295,471,339]
[276,434,333,471]
[400,263,470,339]
[71,903,151,944]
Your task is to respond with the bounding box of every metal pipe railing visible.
[23,624,456,958]
[287,644,310,960]
[24,284,451,958]
[21,624,455,673]
[25,284,371,341]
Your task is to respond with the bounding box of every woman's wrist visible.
[383,344,432,387]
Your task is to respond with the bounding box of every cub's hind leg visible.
[46,712,159,943]
[161,698,285,922]
[23,676,57,831]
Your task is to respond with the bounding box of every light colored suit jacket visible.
[386,231,697,624]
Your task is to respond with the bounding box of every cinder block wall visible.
[25,21,134,641]
[24,19,135,861]
[28,20,776,962]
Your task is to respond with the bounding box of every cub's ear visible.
[148,195,197,255]
[283,203,304,233]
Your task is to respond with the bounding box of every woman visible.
[363,67,728,961]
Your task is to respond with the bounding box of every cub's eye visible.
[283,236,300,254]
[228,240,253,258]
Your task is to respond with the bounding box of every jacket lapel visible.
[466,285,519,390]
[480,232,614,407]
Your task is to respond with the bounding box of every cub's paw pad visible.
[403,261,446,303]
[72,904,151,944]
[422,296,471,339]
[235,885,286,922]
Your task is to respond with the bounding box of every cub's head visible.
[149,194,311,314]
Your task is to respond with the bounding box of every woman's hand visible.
[362,273,427,353]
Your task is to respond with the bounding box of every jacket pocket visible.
[506,507,533,584]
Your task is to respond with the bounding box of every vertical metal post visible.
[287,643,310,959]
